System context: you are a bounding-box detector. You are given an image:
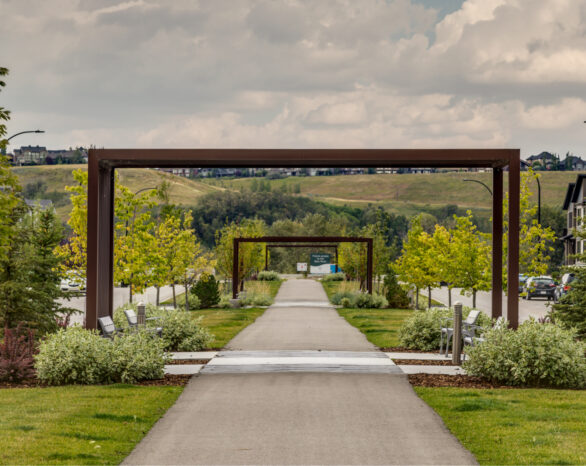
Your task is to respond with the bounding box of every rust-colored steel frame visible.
[264,244,339,272]
[86,148,520,329]
[235,237,363,297]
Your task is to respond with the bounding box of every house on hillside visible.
[13,145,48,165]
[561,174,586,265]
[563,154,586,171]
[525,151,558,170]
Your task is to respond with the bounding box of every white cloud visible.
[1,0,585,158]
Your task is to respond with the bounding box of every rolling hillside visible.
[14,165,578,223]
[13,165,223,221]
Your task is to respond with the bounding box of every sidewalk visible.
[125,279,476,465]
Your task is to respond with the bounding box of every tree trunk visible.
[448,287,452,308]
[184,280,189,311]
[129,284,133,304]
[415,287,419,309]
[427,286,432,309]
[473,289,477,308]
[172,284,177,309]
[156,286,160,306]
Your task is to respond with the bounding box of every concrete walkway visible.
[125,279,477,465]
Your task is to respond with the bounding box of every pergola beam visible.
[86,148,520,329]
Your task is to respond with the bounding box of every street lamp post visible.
[463,179,493,196]
[1,129,45,156]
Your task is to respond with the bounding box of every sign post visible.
[310,253,332,274]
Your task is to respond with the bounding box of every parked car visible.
[554,273,575,303]
[518,274,528,293]
[524,276,556,300]
[60,279,70,291]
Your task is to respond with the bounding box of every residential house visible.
[13,145,48,165]
[525,151,558,170]
[563,155,586,171]
[561,174,586,265]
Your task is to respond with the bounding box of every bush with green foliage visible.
[321,272,345,282]
[35,327,168,385]
[464,321,585,388]
[331,291,356,306]
[383,273,410,309]
[218,295,232,309]
[340,297,352,308]
[257,271,280,281]
[0,324,36,382]
[179,294,201,311]
[399,307,492,351]
[552,270,586,339]
[242,292,273,307]
[113,305,213,351]
[191,273,220,308]
[332,291,387,308]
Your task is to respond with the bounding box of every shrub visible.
[0,324,37,383]
[159,311,214,351]
[113,305,214,351]
[109,331,168,383]
[464,321,586,388]
[35,327,114,385]
[178,294,201,311]
[340,297,352,308]
[399,307,493,351]
[35,327,169,385]
[551,271,586,339]
[257,271,280,281]
[218,295,232,309]
[331,291,356,306]
[191,273,220,308]
[242,292,272,307]
[371,293,389,309]
[322,272,345,282]
[383,274,410,309]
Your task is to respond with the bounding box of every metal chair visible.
[439,310,481,357]
[462,316,506,360]
[98,316,123,339]
[123,309,163,337]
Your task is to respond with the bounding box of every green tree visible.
[215,219,266,289]
[395,217,438,309]
[0,207,75,333]
[551,267,586,339]
[450,212,491,308]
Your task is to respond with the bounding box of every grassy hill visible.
[206,171,579,216]
[14,165,578,223]
[13,165,223,221]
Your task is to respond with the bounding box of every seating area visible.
[98,310,163,338]
[439,310,481,357]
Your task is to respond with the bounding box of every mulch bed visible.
[167,359,209,365]
[380,347,433,353]
[136,374,192,386]
[408,374,515,389]
[393,359,456,366]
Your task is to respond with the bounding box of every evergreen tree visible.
[552,270,586,339]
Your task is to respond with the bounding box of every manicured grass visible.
[337,307,413,347]
[191,307,267,348]
[321,280,412,347]
[415,387,586,465]
[0,384,183,465]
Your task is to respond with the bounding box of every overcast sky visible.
[2,0,586,158]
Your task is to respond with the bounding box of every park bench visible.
[98,316,123,339]
[439,310,481,357]
[462,316,506,360]
[124,309,163,337]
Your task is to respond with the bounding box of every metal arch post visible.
[232,238,240,299]
[367,238,373,294]
[492,168,503,319]
[508,154,520,328]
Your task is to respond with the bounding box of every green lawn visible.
[321,280,412,347]
[337,307,413,347]
[415,387,586,465]
[0,384,183,465]
[191,307,267,348]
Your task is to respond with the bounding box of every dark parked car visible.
[519,274,528,293]
[524,276,556,300]
[554,273,575,303]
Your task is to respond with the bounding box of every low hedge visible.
[35,327,168,385]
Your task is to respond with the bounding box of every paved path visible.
[125,280,477,465]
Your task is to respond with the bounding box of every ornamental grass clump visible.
[257,271,280,281]
[321,272,345,282]
[463,320,586,388]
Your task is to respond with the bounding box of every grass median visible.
[415,387,586,465]
[0,384,183,465]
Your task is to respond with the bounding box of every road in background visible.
[60,285,186,326]
[422,287,551,323]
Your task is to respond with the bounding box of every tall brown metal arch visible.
[233,236,372,298]
[86,149,520,329]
